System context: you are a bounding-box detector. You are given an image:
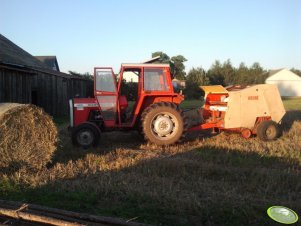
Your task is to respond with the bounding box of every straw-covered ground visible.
[0,99,300,226]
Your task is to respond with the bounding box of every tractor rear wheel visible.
[141,102,188,145]
[72,122,100,148]
[256,120,281,141]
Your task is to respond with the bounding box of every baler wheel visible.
[241,128,252,139]
[141,102,188,145]
[72,122,100,148]
[256,120,281,141]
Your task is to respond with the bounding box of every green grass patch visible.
[180,99,204,109]
[53,116,69,126]
[282,97,301,110]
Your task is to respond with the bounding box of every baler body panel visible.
[224,84,285,129]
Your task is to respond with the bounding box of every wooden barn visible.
[0,63,33,103]
[35,56,60,71]
[31,68,93,116]
[0,34,93,116]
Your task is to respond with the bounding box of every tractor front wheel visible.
[141,102,188,145]
[256,120,281,141]
[72,123,100,148]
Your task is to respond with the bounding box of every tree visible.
[186,67,208,86]
[248,62,266,84]
[291,68,301,77]
[207,60,225,85]
[69,71,93,80]
[184,67,208,99]
[152,52,171,63]
[234,62,266,85]
[235,62,249,85]
[171,55,187,80]
[222,59,236,85]
[151,52,187,80]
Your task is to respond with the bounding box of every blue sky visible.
[1,0,301,74]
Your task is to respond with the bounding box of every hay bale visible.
[0,103,57,169]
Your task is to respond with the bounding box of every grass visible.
[53,116,69,126]
[180,99,204,109]
[282,97,301,111]
[1,98,301,225]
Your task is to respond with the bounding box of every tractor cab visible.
[93,64,180,127]
[71,63,185,147]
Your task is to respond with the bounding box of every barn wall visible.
[0,67,32,103]
[31,71,93,116]
[31,72,66,116]
[0,66,93,117]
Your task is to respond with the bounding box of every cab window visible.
[144,68,168,91]
[95,69,116,92]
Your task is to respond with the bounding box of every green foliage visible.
[222,59,236,85]
[235,62,267,85]
[207,60,267,86]
[69,71,93,80]
[207,60,225,85]
[291,68,301,76]
[151,52,187,80]
[120,79,138,101]
[171,55,187,80]
[186,67,208,85]
[184,67,208,99]
[152,52,171,63]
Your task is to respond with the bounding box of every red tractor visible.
[70,64,188,148]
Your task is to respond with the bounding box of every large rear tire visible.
[256,120,281,141]
[141,102,188,145]
[72,122,100,148]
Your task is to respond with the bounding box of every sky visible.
[1,0,301,74]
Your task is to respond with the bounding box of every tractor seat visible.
[119,95,128,110]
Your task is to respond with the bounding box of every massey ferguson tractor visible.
[70,63,286,148]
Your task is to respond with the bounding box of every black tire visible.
[72,123,100,148]
[141,102,188,145]
[256,120,281,141]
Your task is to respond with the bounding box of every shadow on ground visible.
[2,144,300,226]
[281,110,301,131]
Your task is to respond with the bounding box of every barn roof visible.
[268,68,284,77]
[266,68,301,81]
[0,34,47,69]
[35,56,60,71]
[0,34,90,81]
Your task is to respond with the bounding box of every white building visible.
[265,69,301,97]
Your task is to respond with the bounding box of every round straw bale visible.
[0,103,57,169]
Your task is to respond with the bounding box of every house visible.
[35,56,60,71]
[0,34,93,116]
[265,68,301,97]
